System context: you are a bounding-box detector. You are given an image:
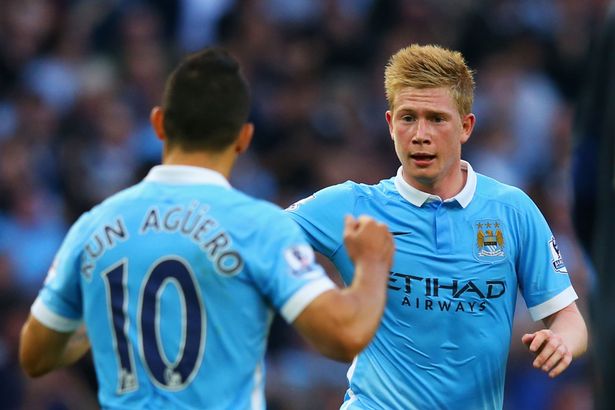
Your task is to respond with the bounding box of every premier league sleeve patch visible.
[284,244,318,277]
[473,219,506,262]
[548,236,568,274]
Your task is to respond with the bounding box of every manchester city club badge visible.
[473,219,506,262]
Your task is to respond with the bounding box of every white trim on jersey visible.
[527,285,578,321]
[341,389,358,410]
[280,276,336,323]
[144,165,231,187]
[251,361,265,410]
[31,297,82,332]
[346,355,358,383]
[393,160,477,208]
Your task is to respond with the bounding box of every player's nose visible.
[411,119,431,144]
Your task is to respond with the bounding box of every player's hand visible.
[343,215,394,270]
[522,329,572,378]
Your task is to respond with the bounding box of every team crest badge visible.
[473,219,506,262]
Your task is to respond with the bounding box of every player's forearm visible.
[335,260,390,353]
[344,259,390,325]
[20,316,90,377]
[57,326,91,367]
[293,260,389,362]
[320,288,386,361]
[545,304,588,358]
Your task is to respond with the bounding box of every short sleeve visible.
[286,182,357,258]
[515,194,578,321]
[248,209,336,323]
[30,214,90,332]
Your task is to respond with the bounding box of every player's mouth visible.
[410,153,436,167]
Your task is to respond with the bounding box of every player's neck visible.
[162,148,235,179]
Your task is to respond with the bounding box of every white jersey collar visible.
[144,165,231,188]
[393,160,476,208]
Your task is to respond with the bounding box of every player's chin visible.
[404,163,435,178]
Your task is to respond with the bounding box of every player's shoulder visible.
[475,173,537,211]
[230,189,297,228]
[288,178,394,211]
[317,180,360,196]
[233,195,311,251]
[352,177,396,198]
[313,179,390,197]
[68,183,145,237]
[87,183,145,220]
[247,195,286,218]
[335,178,395,194]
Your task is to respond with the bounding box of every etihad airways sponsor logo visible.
[388,271,507,313]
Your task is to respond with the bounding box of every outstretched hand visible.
[522,329,572,378]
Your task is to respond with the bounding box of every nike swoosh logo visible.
[391,231,413,236]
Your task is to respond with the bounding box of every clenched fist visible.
[343,215,394,271]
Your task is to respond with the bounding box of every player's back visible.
[76,167,295,409]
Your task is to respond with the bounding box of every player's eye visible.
[401,115,415,122]
[432,115,445,123]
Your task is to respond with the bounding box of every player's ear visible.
[385,110,394,140]
[235,123,254,154]
[150,106,167,142]
[460,113,475,145]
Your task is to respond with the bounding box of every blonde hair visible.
[384,44,475,115]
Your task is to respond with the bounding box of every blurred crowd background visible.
[0,0,610,409]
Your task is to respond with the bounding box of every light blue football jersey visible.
[31,165,335,410]
[287,161,578,410]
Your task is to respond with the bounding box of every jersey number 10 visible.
[102,257,206,393]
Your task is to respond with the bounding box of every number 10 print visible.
[102,257,206,393]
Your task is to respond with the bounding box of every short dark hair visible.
[162,48,250,151]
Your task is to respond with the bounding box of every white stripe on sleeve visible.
[31,297,82,332]
[280,276,336,323]
[528,286,578,322]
